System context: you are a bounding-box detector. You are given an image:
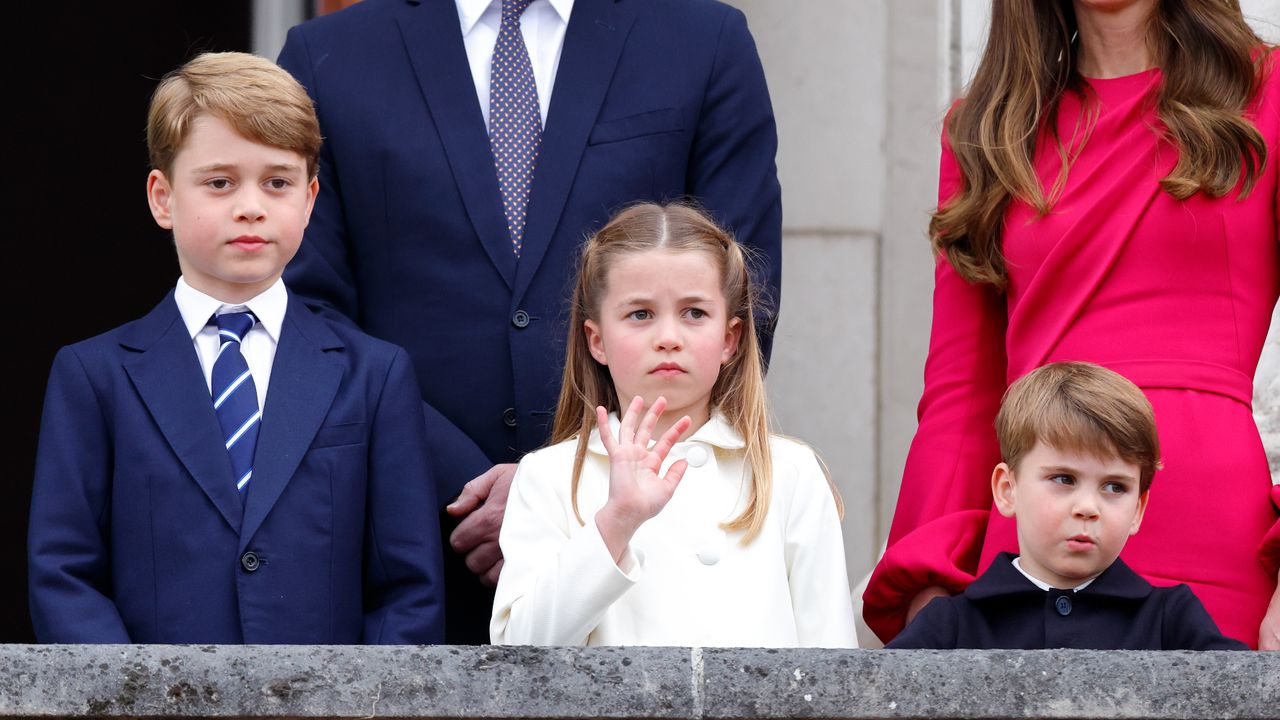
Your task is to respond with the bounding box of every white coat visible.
[491,411,857,647]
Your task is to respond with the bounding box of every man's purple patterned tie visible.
[489,0,541,255]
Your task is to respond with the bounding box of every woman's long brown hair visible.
[933,0,1268,288]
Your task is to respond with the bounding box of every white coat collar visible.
[586,408,745,456]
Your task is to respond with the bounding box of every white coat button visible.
[685,445,709,468]
[695,529,726,566]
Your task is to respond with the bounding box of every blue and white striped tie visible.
[211,312,261,499]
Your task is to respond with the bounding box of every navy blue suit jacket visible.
[888,553,1247,650]
[28,291,445,644]
[277,0,782,499]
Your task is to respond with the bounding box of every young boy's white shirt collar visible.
[174,276,287,411]
[1011,555,1098,593]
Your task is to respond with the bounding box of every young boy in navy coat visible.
[27,52,445,644]
[889,362,1244,650]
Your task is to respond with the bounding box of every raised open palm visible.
[596,396,692,530]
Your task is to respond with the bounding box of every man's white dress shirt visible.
[456,0,574,129]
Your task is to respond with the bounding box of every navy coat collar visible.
[967,552,1153,602]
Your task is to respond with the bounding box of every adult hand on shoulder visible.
[594,396,691,564]
[446,462,517,588]
[906,586,951,625]
[1260,573,1280,650]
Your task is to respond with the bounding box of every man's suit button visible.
[1055,595,1072,616]
[240,551,260,572]
[503,408,518,427]
[511,310,531,328]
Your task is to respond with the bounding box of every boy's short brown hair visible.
[147,52,321,178]
[996,362,1161,492]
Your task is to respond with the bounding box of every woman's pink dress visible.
[864,63,1280,648]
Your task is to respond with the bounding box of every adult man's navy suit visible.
[277,0,781,494]
[28,292,445,644]
[278,0,782,642]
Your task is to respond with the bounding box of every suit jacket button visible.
[503,408,518,427]
[1055,594,1072,616]
[241,551,260,572]
[512,310,531,328]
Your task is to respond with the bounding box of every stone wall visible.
[3,644,1277,719]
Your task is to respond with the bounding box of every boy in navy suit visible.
[889,362,1244,650]
[27,52,445,644]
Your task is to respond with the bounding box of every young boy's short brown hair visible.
[995,362,1161,492]
[147,52,321,178]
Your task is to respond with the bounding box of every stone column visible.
[728,0,887,585]
[876,0,955,548]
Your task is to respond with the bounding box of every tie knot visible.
[214,311,257,343]
[502,0,534,21]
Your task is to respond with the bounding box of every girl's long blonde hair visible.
[933,0,1268,288]
[551,202,776,543]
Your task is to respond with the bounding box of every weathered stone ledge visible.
[0,644,1276,719]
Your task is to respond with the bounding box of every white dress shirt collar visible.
[587,408,746,456]
[1011,556,1097,593]
[174,277,287,342]
[455,0,490,35]
[456,0,573,34]
[455,0,574,129]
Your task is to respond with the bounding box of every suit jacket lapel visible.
[239,295,345,550]
[122,294,243,534]
[513,0,636,303]
[396,0,517,289]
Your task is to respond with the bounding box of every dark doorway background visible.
[7,3,253,642]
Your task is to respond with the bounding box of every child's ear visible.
[584,319,607,365]
[992,462,1017,519]
[146,169,174,230]
[302,176,320,226]
[721,316,742,364]
[1129,489,1150,536]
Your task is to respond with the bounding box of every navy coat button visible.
[503,408,518,427]
[241,551,260,572]
[1055,595,1072,616]
[512,310,531,328]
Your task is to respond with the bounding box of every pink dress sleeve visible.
[862,127,1010,642]
[1265,485,1280,579]
[1266,153,1280,581]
